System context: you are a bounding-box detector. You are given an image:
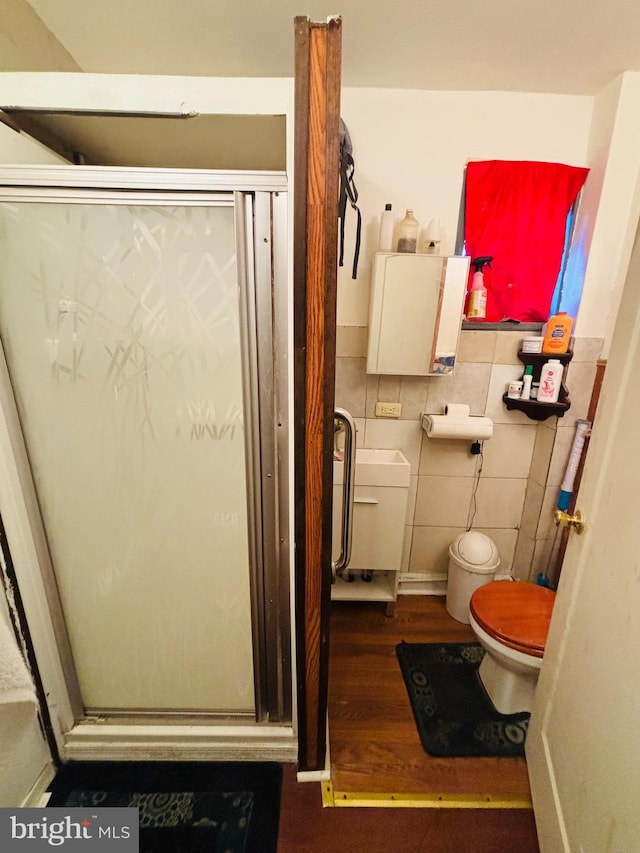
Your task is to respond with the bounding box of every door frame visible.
[0,166,296,762]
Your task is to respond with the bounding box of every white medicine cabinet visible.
[366,253,470,376]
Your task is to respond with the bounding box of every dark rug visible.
[396,642,530,758]
[46,761,282,853]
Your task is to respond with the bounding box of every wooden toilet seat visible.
[469,581,556,658]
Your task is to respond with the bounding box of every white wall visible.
[338,88,593,326]
[0,123,68,165]
[575,72,640,352]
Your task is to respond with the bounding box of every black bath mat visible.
[396,642,530,758]
[46,760,282,852]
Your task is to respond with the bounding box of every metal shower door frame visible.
[0,166,294,762]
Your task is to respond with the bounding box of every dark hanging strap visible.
[339,169,347,269]
[339,151,361,279]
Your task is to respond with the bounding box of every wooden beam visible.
[293,15,342,772]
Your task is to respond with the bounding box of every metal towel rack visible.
[331,408,356,582]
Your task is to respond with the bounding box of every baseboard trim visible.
[398,574,447,596]
[398,572,513,596]
[21,762,56,807]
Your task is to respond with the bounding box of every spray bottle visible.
[466,256,493,321]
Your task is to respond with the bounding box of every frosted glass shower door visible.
[0,199,256,714]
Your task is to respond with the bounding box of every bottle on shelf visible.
[422,218,441,254]
[396,209,419,253]
[379,203,394,252]
[537,358,564,403]
[542,311,573,354]
[503,349,573,420]
[521,365,534,399]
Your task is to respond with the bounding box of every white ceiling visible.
[4,0,640,96]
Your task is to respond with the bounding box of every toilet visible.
[469,580,555,715]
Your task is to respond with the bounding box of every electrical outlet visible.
[375,401,402,418]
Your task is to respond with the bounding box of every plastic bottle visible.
[466,256,493,321]
[396,209,419,253]
[542,311,573,354]
[422,218,441,254]
[379,203,393,252]
[537,359,564,403]
[521,365,533,400]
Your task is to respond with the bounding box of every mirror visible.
[366,253,470,375]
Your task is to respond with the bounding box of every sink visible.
[333,447,410,488]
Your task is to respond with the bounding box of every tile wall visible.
[335,327,603,588]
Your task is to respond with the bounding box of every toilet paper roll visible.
[443,403,470,419]
[422,413,493,440]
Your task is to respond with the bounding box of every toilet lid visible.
[469,581,556,658]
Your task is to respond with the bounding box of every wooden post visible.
[293,15,342,772]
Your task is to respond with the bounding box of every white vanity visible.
[332,448,410,613]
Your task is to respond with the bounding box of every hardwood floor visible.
[328,595,533,802]
[279,595,540,852]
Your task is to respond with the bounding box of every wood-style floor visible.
[328,595,533,803]
[277,595,539,852]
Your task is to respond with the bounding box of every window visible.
[463,160,589,323]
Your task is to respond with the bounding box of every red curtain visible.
[464,160,589,322]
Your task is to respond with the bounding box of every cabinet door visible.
[366,253,469,375]
[332,484,407,571]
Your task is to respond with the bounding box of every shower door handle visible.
[332,408,356,581]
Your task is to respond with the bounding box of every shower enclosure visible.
[0,167,293,760]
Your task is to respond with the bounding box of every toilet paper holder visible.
[421,403,494,441]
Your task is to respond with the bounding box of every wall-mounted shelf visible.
[503,349,573,421]
[331,571,396,602]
